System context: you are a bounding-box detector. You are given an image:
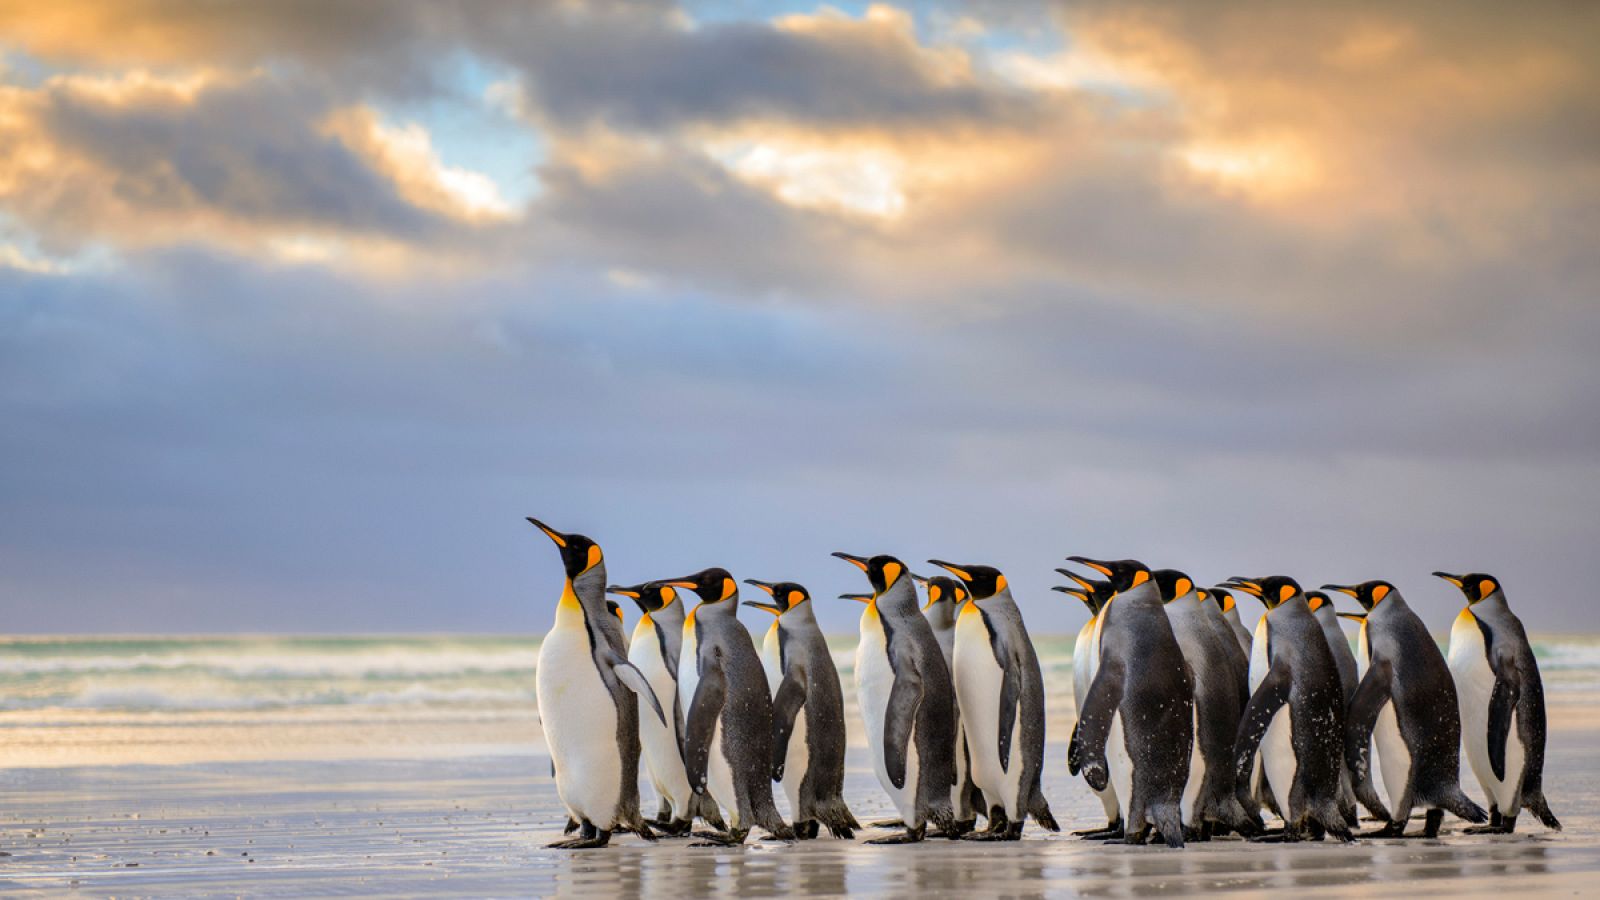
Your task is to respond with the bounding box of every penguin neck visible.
[923,600,956,630]
[779,601,819,632]
[649,598,686,632]
[1474,593,1511,617]
[873,577,920,620]
[691,598,738,626]
[561,565,622,647]
[1114,579,1161,607]
[974,586,1019,614]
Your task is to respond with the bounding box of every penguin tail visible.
[1148,802,1185,849]
[1525,790,1562,831]
[1435,786,1488,825]
[814,795,861,837]
[693,794,726,831]
[621,808,658,842]
[1030,795,1061,832]
[1311,800,1354,843]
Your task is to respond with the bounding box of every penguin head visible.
[918,574,968,611]
[1206,586,1239,614]
[1227,575,1303,609]
[1321,580,1396,612]
[832,552,910,594]
[1054,567,1113,614]
[1151,569,1197,604]
[1433,571,1502,605]
[662,567,739,607]
[605,600,624,624]
[927,560,1007,600]
[742,579,810,616]
[1065,557,1151,594]
[1304,590,1333,612]
[526,516,604,581]
[606,581,679,614]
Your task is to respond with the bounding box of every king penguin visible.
[1210,586,1253,657]
[929,560,1059,840]
[1324,579,1487,837]
[743,579,859,839]
[1067,557,1193,848]
[1305,591,1383,826]
[915,573,984,836]
[1437,572,1562,834]
[1228,575,1353,842]
[1052,569,1123,838]
[1152,570,1256,840]
[527,517,665,849]
[663,568,795,846]
[606,581,725,837]
[835,552,958,843]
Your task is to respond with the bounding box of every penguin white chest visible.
[953,605,1024,818]
[630,617,691,817]
[857,608,919,822]
[765,624,809,817]
[537,623,622,827]
[1249,616,1294,818]
[1449,610,1524,811]
[678,622,737,825]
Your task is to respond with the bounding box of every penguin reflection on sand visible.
[1324,579,1487,838]
[606,581,725,836]
[1438,572,1561,834]
[1068,557,1193,848]
[1228,576,1353,842]
[915,573,984,835]
[744,579,859,839]
[929,560,1058,840]
[1053,569,1122,838]
[527,517,665,849]
[663,568,795,846]
[835,552,958,843]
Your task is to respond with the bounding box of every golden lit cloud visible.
[325,108,516,224]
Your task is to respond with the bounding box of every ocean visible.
[1,632,1596,768]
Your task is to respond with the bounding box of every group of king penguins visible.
[526,516,1561,851]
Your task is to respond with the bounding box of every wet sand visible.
[2,709,1598,897]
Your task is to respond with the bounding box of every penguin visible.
[1210,586,1253,657]
[1194,588,1251,678]
[1067,557,1193,849]
[526,517,665,849]
[1151,570,1256,840]
[1305,591,1386,825]
[1051,570,1122,839]
[928,560,1059,840]
[662,567,795,846]
[1437,572,1562,834]
[914,573,983,836]
[834,552,958,843]
[606,581,725,837]
[1324,579,1487,838]
[1227,575,1353,842]
[743,579,859,840]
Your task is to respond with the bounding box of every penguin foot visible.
[1073,818,1122,838]
[866,819,905,829]
[866,826,926,845]
[688,829,746,848]
[1359,822,1407,839]
[960,828,1020,842]
[1078,828,1125,841]
[548,827,612,850]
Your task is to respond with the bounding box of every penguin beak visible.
[605,585,641,599]
[662,577,701,592]
[831,552,870,572]
[742,600,784,615]
[910,572,929,585]
[1321,584,1359,598]
[1336,612,1367,623]
[1226,577,1264,596]
[839,592,873,603]
[743,579,777,595]
[1066,556,1113,577]
[525,516,568,548]
[927,560,972,582]
[1432,572,1465,588]
[1051,585,1087,599]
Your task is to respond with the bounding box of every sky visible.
[1,1,1597,635]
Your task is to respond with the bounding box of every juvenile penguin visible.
[930,560,1058,840]
[1152,570,1256,840]
[1437,572,1562,834]
[664,568,795,846]
[835,552,958,843]
[744,579,859,839]
[1052,570,1122,838]
[1210,587,1253,657]
[527,517,665,849]
[607,581,724,836]
[1067,557,1193,849]
[915,573,983,835]
[1305,591,1382,826]
[1325,580,1487,837]
[1228,576,1353,842]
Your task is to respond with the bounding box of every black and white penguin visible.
[1324,579,1487,837]
[527,517,665,849]
[1437,572,1562,834]
[1152,570,1256,840]
[1228,575,1353,842]
[1052,569,1122,838]
[1209,586,1253,657]
[743,579,859,839]
[1067,556,1194,849]
[1305,591,1384,826]
[663,567,795,846]
[606,581,725,837]
[835,552,958,843]
[915,573,984,835]
[929,560,1058,840]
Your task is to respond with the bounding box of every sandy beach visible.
[1,636,1597,896]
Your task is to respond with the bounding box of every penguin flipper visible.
[1487,652,1522,783]
[997,658,1021,775]
[1234,662,1290,788]
[770,666,808,779]
[1070,659,1125,793]
[684,659,727,794]
[607,652,668,727]
[1344,659,1394,783]
[884,668,925,791]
